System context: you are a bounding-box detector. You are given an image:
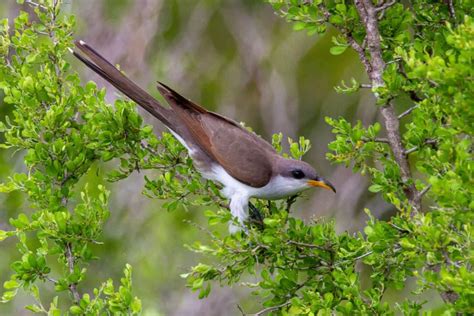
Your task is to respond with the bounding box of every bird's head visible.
[269,158,336,198]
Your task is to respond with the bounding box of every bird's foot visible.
[247,202,264,231]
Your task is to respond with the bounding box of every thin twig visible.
[398,105,419,119]
[237,304,246,316]
[375,0,396,13]
[25,0,48,10]
[45,276,58,284]
[417,184,431,199]
[404,139,437,155]
[361,137,390,144]
[287,240,328,251]
[347,35,371,75]
[389,222,409,233]
[404,146,418,156]
[252,301,291,316]
[354,250,373,261]
[360,83,372,89]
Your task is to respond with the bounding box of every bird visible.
[73,40,336,232]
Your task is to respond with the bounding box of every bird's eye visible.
[291,169,305,179]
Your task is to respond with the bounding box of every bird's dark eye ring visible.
[291,169,305,179]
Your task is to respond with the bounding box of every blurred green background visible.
[0,1,406,315]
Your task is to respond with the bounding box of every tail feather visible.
[73,40,171,126]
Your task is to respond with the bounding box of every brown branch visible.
[350,0,460,305]
[65,242,80,303]
[381,103,418,208]
[375,0,396,14]
[347,34,371,75]
[375,0,396,11]
[444,0,457,24]
[354,0,419,212]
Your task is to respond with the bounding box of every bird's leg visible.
[248,201,264,230]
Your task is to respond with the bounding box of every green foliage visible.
[180,0,473,315]
[0,0,159,313]
[0,0,472,315]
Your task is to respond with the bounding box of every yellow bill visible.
[307,178,336,193]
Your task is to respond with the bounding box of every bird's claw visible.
[248,202,264,230]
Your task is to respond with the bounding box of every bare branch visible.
[65,242,80,303]
[237,304,246,316]
[404,146,418,156]
[417,184,432,199]
[398,105,419,119]
[45,276,58,284]
[251,301,291,316]
[445,0,457,24]
[354,250,373,261]
[347,35,371,75]
[25,0,48,11]
[375,0,396,13]
[404,139,438,155]
[287,240,328,251]
[389,222,410,233]
[362,137,390,144]
[360,83,372,89]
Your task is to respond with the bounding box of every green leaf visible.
[368,184,383,193]
[329,45,348,55]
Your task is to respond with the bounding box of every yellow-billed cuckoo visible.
[73,40,335,232]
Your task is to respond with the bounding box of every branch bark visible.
[65,242,81,303]
[352,0,458,306]
[353,0,420,212]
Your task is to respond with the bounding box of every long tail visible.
[73,40,172,126]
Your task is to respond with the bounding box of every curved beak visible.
[307,177,336,193]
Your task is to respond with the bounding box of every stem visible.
[354,250,373,261]
[65,242,80,303]
[398,105,419,119]
[375,0,396,13]
[445,0,457,24]
[287,240,328,251]
[252,301,291,316]
[417,184,431,199]
[25,0,48,11]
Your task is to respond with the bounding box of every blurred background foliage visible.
[0,0,403,315]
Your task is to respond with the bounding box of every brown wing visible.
[201,115,273,187]
[157,82,275,187]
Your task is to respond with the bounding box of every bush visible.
[0,0,472,314]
